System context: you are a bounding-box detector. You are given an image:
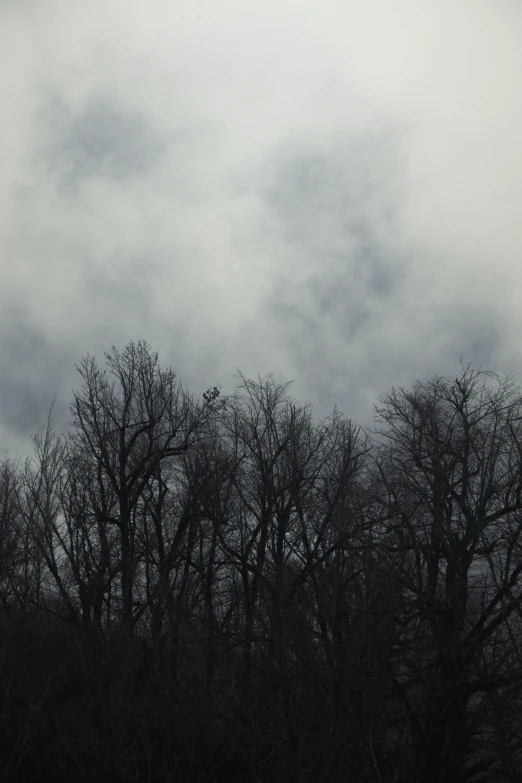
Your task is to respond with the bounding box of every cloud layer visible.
[1,0,521,456]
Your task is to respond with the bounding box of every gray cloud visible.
[0,0,521,454]
[431,308,504,372]
[0,311,76,442]
[43,94,167,190]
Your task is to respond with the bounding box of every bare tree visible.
[369,363,522,783]
[214,373,375,781]
[56,341,221,775]
[68,341,219,638]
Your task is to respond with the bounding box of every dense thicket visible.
[1,341,522,782]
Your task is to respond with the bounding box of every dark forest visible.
[0,340,521,782]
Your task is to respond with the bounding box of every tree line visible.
[0,340,521,782]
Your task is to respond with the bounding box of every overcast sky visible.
[1,0,521,457]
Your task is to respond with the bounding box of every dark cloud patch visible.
[264,151,336,236]
[306,274,370,338]
[263,135,406,325]
[263,134,401,238]
[269,289,336,390]
[271,297,324,348]
[359,305,506,426]
[435,308,504,371]
[0,264,164,444]
[43,94,167,188]
[83,263,157,341]
[0,312,76,438]
[0,265,228,446]
[343,216,400,298]
[262,130,504,429]
[79,267,225,400]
